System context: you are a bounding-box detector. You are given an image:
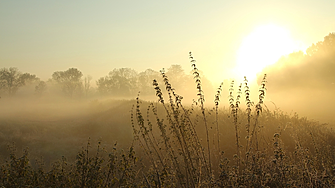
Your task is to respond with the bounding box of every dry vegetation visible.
[1,52,335,187]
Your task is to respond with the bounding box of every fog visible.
[0,96,136,164]
[0,33,334,171]
[0,65,216,167]
[258,33,335,124]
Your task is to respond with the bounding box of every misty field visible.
[0,53,335,187]
[2,0,335,186]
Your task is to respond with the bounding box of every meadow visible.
[0,53,334,187]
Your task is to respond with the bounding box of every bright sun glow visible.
[235,24,300,81]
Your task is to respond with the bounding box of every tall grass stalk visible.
[244,76,253,154]
[189,52,212,176]
[229,80,242,173]
[214,82,223,156]
[249,74,267,152]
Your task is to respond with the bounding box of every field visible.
[2,1,335,187]
[1,59,335,187]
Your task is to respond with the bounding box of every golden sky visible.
[1,0,334,84]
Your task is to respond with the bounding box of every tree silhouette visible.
[52,68,83,97]
[306,32,335,56]
[35,81,47,97]
[261,32,335,90]
[97,68,138,96]
[0,67,39,96]
[84,75,92,97]
[166,64,192,92]
[138,69,160,95]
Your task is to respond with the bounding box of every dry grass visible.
[1,53,335,187]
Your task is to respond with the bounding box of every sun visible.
[234,24,299,81]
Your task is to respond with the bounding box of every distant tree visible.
[97,68,138,96]
[138,69,160,95]
[306,32,335,56]
[52,68,83,97]
[35,81,47,97]
[260,32,335,90]
[84,75,92,97]
[0,67,39,96]
[166,64,189,91]
[96,77,111,95]
[163,64,214,100]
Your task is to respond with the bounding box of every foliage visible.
[52,68,83,97]
[0,141,140,187]
[261,32,335,90]
[0,67,39,96]
[306,32,335,56]
[96,68,138,96]
[35,81,47,97]
[84,75,92,97]
[259,32,335,123]
[95,66,210,99]
[138,68,160,96]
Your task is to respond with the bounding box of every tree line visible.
[0,64,212,99]
[259,32,335,90]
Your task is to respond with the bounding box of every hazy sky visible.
[1,0,334,84]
